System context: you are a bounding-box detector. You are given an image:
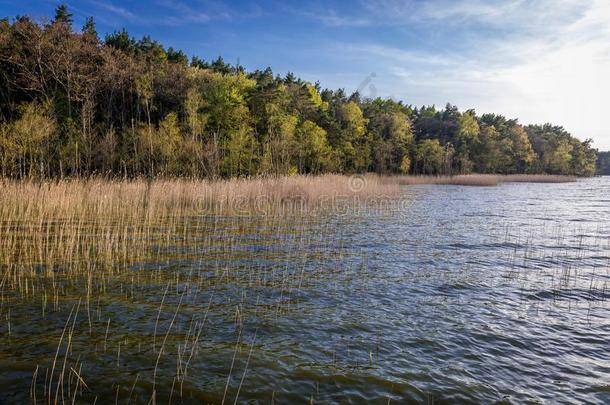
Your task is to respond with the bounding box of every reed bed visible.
[0,172,583,294]
[0,174,396,275]
[0,174,398,403]
[390,174,577,187]
[0,174,398,218]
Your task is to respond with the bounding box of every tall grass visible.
[2,175,392,403]
[0,174,397,290]
[0,173,578,285]
[0,174,397,218]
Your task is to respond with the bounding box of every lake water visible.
[1,177,609,403]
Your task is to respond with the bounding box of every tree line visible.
[0,6,598,179]
[597,152,610,175]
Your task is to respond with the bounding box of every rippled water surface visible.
[2,178,610,403]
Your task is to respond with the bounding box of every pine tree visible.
[54,4,73,26]
[82,17,97,39]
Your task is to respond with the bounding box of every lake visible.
[1,177,609,403]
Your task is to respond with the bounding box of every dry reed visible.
[0,174,396,278]
[389,174,577,187]
[3,175,382,403]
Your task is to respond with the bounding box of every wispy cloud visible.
[86,0,140,22]
[156,0,264,25]
[303,9,371,27]
[157,0,212,23]
[319,0,610,146]
[84,0,258,26]
[359,0,582,30]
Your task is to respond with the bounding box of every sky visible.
[3,0,610,149]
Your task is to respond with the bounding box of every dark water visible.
[2,178,610,403]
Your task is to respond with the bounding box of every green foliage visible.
[507,125,536,172]
[454,110,479,173]
[362,98,413,174]
[262,112,298,175]
[136,112,182,175]
[223,125,258,177]
[472,125,502,173]
[335,101,370,172]
[570,139,596,176]
[399,156,411,174]
[287,165,299,176]
[457,111,480,142]
[597,151,610,175]
[305,83,329,112]
[0,102,56,177]
[105,29,136,53]
[415,139,444,175]
[54,4,73,26]
[295,120,332,174]
[137,36,167,64]
[546,139,573,174]
[166,47,188,66]
[58,118,84,176]
[82,17,97,40]
[184,85,207,140]
[210,56,232,74]
[200,71,255,139]
[0,7,597,179]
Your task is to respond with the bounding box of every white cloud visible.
[307,10,371,27]
[87,0,140,22]
[360,0,582,31]
[85,0,245,26]
[157,0,212,23]
[331,0,610,148]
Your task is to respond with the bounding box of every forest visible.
[596,152,610,175]
[0,6,599,179]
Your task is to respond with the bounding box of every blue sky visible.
[3,0,610,149]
